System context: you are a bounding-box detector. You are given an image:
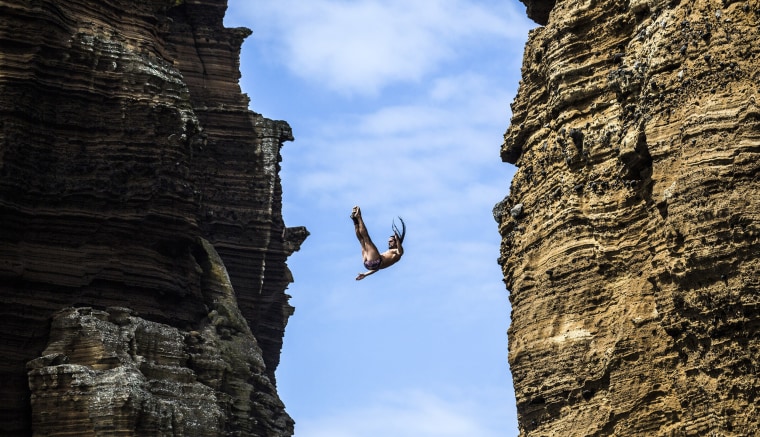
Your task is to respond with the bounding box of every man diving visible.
[350,206,405,281]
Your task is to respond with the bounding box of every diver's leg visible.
[351,206,380,262]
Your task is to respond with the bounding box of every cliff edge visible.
[497,0,758,435]
[0,0,306,435]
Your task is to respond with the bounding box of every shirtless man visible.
[350,206,405,280]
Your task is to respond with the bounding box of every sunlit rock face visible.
[497,0,759,435]
[0,0,305,435]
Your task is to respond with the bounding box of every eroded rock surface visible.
[0,0,305,435]
[498,0,759,435]
[27,240,290,435]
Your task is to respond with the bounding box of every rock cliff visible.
[497,0,759,435]
[0,0,306,435]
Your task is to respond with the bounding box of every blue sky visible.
[224,1,535,435]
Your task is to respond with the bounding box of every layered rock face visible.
[0,0,306,435]
[497,0,758,435]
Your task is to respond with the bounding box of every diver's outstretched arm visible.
[356,270,378,281]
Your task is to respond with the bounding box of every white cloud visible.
[355,105,453,136]
[296,389,504,437]
[232,0,531,96]
[430,72,490,102]
[279,71,514,214]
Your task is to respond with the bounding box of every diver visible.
[350,205,405,281]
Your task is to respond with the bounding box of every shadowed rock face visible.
[497,0,759,435]
[0,0,306,435]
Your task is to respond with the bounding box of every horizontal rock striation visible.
[498,0,759,435]
[27,240,289,435]
[0,0,306,435]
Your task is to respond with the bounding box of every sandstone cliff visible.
[0,0,306,435]
[497,0,759,435]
